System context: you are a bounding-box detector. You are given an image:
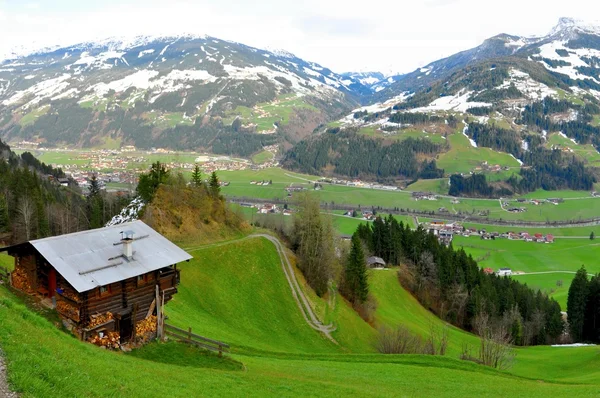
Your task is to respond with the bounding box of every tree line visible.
[283,129,445,181]
[0,140,130,243]
[567,266,600,343]
[353,216,564,346]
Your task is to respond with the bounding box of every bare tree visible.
[17,196,35,241]
[473,312,516,370]
[448,283,469,326]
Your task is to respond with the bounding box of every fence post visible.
[188,327,192,342]
[218,344,223,357]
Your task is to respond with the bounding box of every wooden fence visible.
[164,323,230,356]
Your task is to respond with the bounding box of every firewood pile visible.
[89,331,121,349]
[11,268,33,293]
[58,287,80,303]
[87,312,113,328]
[135,315,157,344]
[56,300,79,321]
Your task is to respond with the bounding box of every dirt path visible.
[0,349,18,398]
[184,234,337,343]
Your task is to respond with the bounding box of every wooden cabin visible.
[0,220,192,343]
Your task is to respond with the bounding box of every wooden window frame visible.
[99,285,111,297]
[136,274,147,286]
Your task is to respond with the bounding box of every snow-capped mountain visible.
[376,17,600,102]
[0,34,370,152]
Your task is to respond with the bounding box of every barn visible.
[0,220,192,344]
[367,256,386,268]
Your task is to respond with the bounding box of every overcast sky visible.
[0,0,598,74]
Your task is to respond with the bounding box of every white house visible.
[497,268,512,276]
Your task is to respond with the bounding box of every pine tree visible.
[87,175,104,229]
[344,233,369,304]
[137,161,170,202]
[191,164,203,187]
[590,232,595,240]
[583,275,600,342]
[209,171,221,198]
[567,266,589,342]
[0,194,9,232]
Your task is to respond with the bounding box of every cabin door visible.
[48,268,56,298]
[119,313,133,343]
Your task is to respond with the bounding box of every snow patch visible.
[411,89,492,113]
[3,74,71,106]
[551,343,596,347]
[138,49,155,58]
[105,197,145,226]
[462,124,477,147]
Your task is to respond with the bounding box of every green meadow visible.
[2,235,600,396]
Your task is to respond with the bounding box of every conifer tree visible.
[567,266,589,342]
[87,175,104,229]
[343,233,369,304]
[209,171,221,198]
[191,164,203,187]
[0,194,9,233]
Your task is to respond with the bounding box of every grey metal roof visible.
[29,220,192,293]
[367,256,386,265]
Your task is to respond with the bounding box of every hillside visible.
[2,234,600,396]
[290,19,600,194]
[0,35,362,153]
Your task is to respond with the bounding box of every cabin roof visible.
[2,221,192,293]
[367,256,386,266]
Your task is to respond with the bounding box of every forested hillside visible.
[283,129,445,182]
[355,217,564,346]
[0,140,128,244]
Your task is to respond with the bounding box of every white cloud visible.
[0,0,598,74]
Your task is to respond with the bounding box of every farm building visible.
[497,268,512,276]
[0,220,191,344]
[367,256,386,268]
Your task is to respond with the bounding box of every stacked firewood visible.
[88,312,113,328]
[135,315,157,344]
[56,300,79,321]
[59,287,80,303]
[11,268,32,293]
[89,331,121,349]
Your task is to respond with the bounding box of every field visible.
[436,127,520,176]
[406,178,450,195]
[2,234,600,396]
[545,132,600,166]
[226,94,317,132]
[511,273,574,309]
[220,167,600,222]
[453,236,599,308]
[251,150,274,164]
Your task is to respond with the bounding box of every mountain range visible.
[0,18,599,164]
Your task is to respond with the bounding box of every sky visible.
[0,0,598,74]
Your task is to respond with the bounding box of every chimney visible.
[121,230,134,260]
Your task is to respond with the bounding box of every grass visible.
[369,270,480,355]
[19,105,50,127]
[3,235,600,396]
[454,236,600,274]
[227,95,317,132]
[511,273,573,309]
[592,115,600,127]
[545,132,600,166]
[128,340,244,371]
[0,253,14,271]
[453,236,600,309]
[407,178,450,195]
[437,126,520,175]
[144,111,194,129]
[165,237,339,354]
[4,287,600,398]
[219,167,600,222]
[252,150,274,164]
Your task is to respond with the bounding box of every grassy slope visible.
[369,270,480,356]
[2,235,600,396]
[165,237,339,354]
